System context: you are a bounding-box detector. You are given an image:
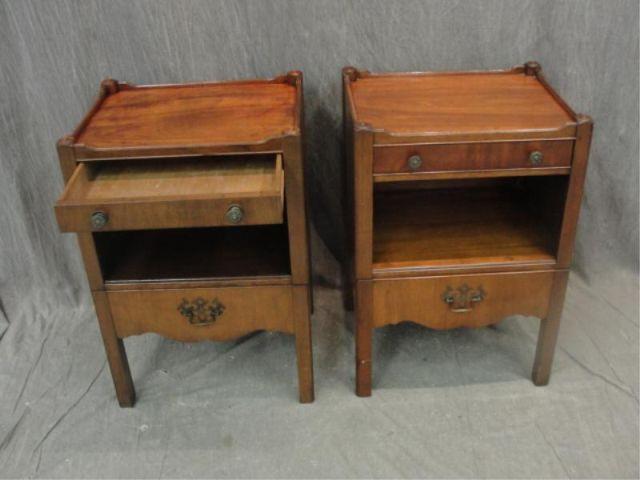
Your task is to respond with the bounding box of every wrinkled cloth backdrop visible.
[0,0,638,478]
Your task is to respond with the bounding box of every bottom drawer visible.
[373,271,554,329]
[108,285,294,342]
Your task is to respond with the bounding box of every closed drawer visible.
[373,140,573,175]
[55,154,284,232]
[108,285,294,342]
[373,270,554,329]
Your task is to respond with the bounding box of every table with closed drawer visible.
[343,62,592,396]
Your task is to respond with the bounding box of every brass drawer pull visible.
[529,150,544,165]
[225,204,244,224]
[90,211,109,229]
[407,154,423,170]
[442,284,486,313]
[178,297,225,326]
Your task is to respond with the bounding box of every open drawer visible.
[55,154,284,232]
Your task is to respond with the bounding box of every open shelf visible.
[373,177,567,273]
[95,224,290,285]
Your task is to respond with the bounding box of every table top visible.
[70,76,299,157]
[348,68,576,139]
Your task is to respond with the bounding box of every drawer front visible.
[373,140,573,175]
[108,285,294,342]
[55,155,284,232]
[373,271,554,329]
[56,196,282,232]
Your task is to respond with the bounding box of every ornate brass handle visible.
[178,297,225,326]
[225,204,244,224]
[442,284,486,313]
[90,211,109,229]
[407,154,423,170]
[529,150,544,165]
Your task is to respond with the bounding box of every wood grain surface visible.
[350,71,575,138]
[77,82,297,148]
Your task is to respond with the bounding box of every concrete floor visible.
[0,237,638,478]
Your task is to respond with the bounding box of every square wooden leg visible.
[293,285,314,403]
[356,280,373,396]
[92,292,136,407]
[532,270,569,386]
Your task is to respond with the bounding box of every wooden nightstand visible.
[343,62,592,396]
[55,72,314,406]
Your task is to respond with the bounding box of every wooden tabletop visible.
[75,80,298,153]
[348,69,576,139]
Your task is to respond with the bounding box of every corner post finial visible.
[100,78,119,95]
[342,66,359,82]
[285,70,303,86]
[524,61,542,76]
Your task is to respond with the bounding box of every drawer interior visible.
[373,176,568,272]
[60,154,282,202]
[95,224,290,284]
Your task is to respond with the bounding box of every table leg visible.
[93,292,136,407]
[293,285,314,403]
[356,280,373,396]
[532,270,569,385]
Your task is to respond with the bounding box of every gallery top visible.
[345,62,579,143]
[62,72,302,160]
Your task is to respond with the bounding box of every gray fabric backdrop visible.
[0,2,638,478]
[0,0,638,327]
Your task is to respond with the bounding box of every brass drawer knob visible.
[90,211,109,229]
[529,150,544,165]
[225,204,244,224]
[442,284,486,313]
[407,154,423,170]
[178,297,225,326]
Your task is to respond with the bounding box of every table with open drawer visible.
[343,62,592,396]
[55,73,313,406]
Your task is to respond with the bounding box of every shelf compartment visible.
[55,154,284,232]
[373,177,566,274]
[95,224,291,285]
